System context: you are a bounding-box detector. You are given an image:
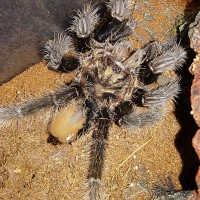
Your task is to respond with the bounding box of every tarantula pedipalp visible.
[0,0,187,199]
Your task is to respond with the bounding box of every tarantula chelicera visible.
[0,0,187,199]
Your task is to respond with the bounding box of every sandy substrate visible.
[0,0,200,199]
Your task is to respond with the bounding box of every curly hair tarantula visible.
[0,0,187,199]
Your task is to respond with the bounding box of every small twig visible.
[106,138,152,199]
[117,138,152,169]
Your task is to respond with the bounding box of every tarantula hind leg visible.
[49,99,97,144]
[75,99,97,140]
[0,83,82,129]
[115,79,180,128]
[119,106,168,129]
[87,108,110,200]
[132,78,180,107]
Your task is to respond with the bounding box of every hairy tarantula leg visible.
[87,109,110,199]
[132,78,180,107]
[43,33,80,72]
[75,110,93,140]
[142,41,163,61]
[76,99,97,140]
[94,0,135,42]
[133,39,181,66]
[124,42,164,80]
[0,83,82,129]
[69,3,100,52]
[119,106,167,128]
[110,19,136,43]
[70,3,99,39]
[148,44,187,74]
[94,15,126,43]
[107,0,133,21]
[114,101,133,125]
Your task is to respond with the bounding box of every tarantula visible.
[0,0,187,199]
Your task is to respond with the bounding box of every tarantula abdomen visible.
[49,102,86,143]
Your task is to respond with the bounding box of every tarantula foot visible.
[87,178,102,200]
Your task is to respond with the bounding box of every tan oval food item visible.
[50,102,86,143]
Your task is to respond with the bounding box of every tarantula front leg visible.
[87,108,110,200]
[110,19,136,43]
[135,41,187,85]
[0,83,82,129]
[148,44,187,74]
[95,0,136,43]
[69,3,100,52]
[136,40,187,74]
[43,33,80,72]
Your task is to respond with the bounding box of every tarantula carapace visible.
[0,0,186,199]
